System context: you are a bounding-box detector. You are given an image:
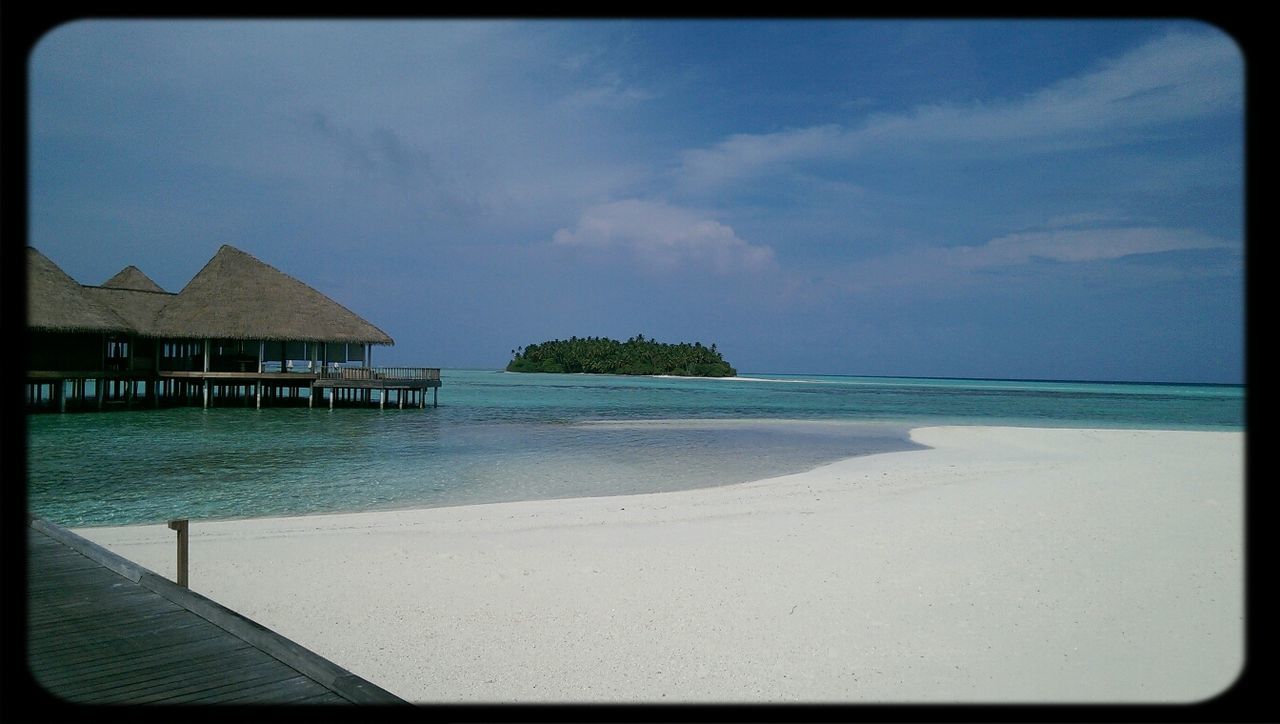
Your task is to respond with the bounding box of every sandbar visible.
[74,426,1244,703]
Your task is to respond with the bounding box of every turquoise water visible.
[26,369,1244,527]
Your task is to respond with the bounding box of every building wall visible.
[28,331,104,372]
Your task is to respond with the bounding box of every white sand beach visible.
[74,426,1244,704]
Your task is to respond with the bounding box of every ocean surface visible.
[26,369,1244,528]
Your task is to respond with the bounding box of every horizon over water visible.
[27,369,1243,528]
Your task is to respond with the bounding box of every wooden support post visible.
[96,378,104,410]
[330,386,335,409]
[433,386,438,408]
[380,388,385,410]
[167,519,189,588]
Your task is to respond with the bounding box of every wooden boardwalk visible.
[25,518,406,705]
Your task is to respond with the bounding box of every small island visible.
[506,335,737,377]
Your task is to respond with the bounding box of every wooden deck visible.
[25,518,406,705]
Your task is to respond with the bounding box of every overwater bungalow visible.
[26,245,441,412]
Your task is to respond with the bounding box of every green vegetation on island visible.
[506,335,737,377]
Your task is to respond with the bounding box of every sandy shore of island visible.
[74,426,1244,704]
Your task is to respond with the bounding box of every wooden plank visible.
[25,544,104,568]
[51,649,284,700]
[128,571,383,699]
[177,674,330,704]
[26,610,208,656]
[29,634,251,682]
[220,676,342,705]
[27,605,181,637]
[28,578,159,607]
[290,691,351,705]
[73,657,292,702]
[27,628,207,668]
[31,642,257,695]
[29,521,146,583]
[26,518,405,705]
[124,660,308,704]
[27,597,184,635]
[27,573,137,594]
[35,653,232,698]
[29,584,174,615]
[27,615,200,659]
[28,624,234,674]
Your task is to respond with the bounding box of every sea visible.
[25,369,1244,528]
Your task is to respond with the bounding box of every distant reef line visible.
[506,335,737,377]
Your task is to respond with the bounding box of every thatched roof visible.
[151,245,394,345]
[27,248,133,334]
[81,286,174,336]
[102,266,166,293]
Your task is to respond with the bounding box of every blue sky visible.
[28,19,1244,382]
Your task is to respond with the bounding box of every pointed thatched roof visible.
[151,245,394,345]
[81,286,174,335]
[27,248,134,334]
[102,266,166,293]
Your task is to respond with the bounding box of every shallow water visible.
[25,369,1243,527]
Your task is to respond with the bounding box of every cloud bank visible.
[551,199,776,274]
[945,226,1239,268]
[678,31,1242,190]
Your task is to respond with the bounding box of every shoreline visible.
[71,425,1244,703]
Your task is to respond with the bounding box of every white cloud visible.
[679,125,844,189]
[560,72,656,111]
[678,30,1242,190]
[942,226,1239,268]
[1039,212,1131,229]
[551,199,776,274]
[797,223,1241,299]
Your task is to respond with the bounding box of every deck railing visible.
[316,366,441,381]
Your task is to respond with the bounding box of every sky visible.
[26,19,1245,383]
